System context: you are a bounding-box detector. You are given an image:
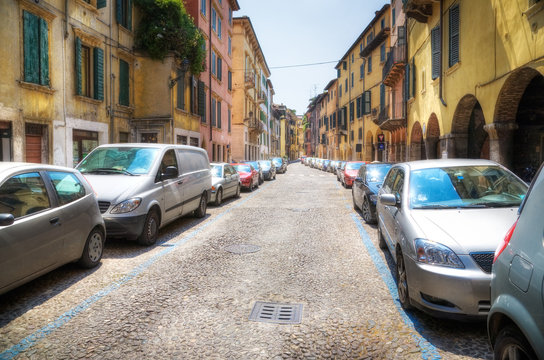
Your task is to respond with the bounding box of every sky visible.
[235,0,388,116]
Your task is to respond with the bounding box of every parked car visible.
[376,159,528,319]
[209,163,241,206]
[336,161,346,181]
[329,161,339,173]
[244,161,264,184]
[77,144,211,246]
[0,162,106,295]
[352,162,392,223]
[341,161,366,187]
[272,157,287,173]
[258,160,276,180]
[488,163,544,359]
[232,163,259,191]
[322,159,331,172]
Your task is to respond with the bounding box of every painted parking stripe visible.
[0,184,269,360]
[338,184,441,360]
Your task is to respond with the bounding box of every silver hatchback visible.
[0,162,105,295]
[377,159,528,319]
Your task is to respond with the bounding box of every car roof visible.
[210,162,228,166]
[0,162,77,173]
[398,158,499,171]
[94,143,208,154]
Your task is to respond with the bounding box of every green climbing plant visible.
[134,0,205,75]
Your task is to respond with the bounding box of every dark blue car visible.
[352,163,392,223]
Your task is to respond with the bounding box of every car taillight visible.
[494,220,517,263]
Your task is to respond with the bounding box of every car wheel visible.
[235,183,241,198]
[78,227,104,268]
[377,224,387,249]
[362,197,376,224]
[396,250,412,310]
[494,326,537,360]
[138,210,160,246]
[194,193,207,218]
[259,176,264,185]
[352,190,358,210]
[214,188,223,206]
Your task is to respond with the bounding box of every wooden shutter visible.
[349,102,354,122]
[127,0,132,30]
[404,63,410,100]
[23,11,39,84]
[119,59,129,106]
[356,96,361,118]
[364,91,371,114]
[449,5,460,67]
[411,59,416,98]
[75,37,82,95]
[97,0,107,9]
[217,57,222,81]
[198,80,206,122]
[380,83,385,110]
[116,0,122,24]
[217,101,222,128]
[176,69,184,109]
[211,98,216,127]
[26,135,42,163]
[39,18,49,86]
[228,108,231,132]
[94,47,104,100]
[228,71,232,90]
[431,26,441,79]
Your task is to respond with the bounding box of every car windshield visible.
[346,162,363,170]
[211,165,222,177]
[410,166,528,209]
[234,165,252,173]
[367,165,392,183]
[245,162,259,170]
[77,147,160,175]
[272,158,282,165]
[259,161,271,169]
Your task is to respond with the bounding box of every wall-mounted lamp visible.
[168,58,190,88]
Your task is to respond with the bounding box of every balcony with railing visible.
[373,101,406,131]
[402,0,433,23]
[244,112,264,134]
[245,71,255,88]
[382,43,407,87]
[360,27,390,57]
[257,89,266,103]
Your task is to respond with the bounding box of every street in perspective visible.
[0,163,492,359]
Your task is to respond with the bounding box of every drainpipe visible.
[209,0,213,147]
[62,0,68,165]
[439,0,447,107]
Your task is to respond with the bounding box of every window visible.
[449,5,460,67]
[217,56,222,81]
[358,127,362,140]
[212,8,217,33]
[218,17,222,39]
[158,150,178,180]
[392,8,396,26]
[211,50,216,75]
[349,101,354,122]
[380,43,386,62]
[73,129,98,166]
[177,135,188,145]
[228,108,231,132]
[380,83,385,110]
[49,171,86,206]
[211,98,217,127]
[119,132,129,143]
[217,101,222,128]
[75,38,104,100]
[0,173,50,218]
[228,36,232,55]
[339,84,342,98]
[351,72,354,87]
[23,11,49,86]
[431,26,441,79]
[381,18,385,30]
[351,53,354,63]
[356,96,362,118]
[119,59,129,106]
[201,0,206,16]
[360,63,364,79]
[176,68,185,110]
[228,70,232,90]
[116,0,132,30]
[363,90,371,114]
[199,80,206,123]
[228,7,232,25]
[368,56,372,72]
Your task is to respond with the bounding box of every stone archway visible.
[425,114,440,159]
[489,67,544,176]
[410,122,425,161]
[450,95,488,159]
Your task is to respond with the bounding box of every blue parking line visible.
[339,185,441,360]
[0,185,267,360]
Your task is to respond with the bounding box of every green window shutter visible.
[217,101,221,128]
[75,37,82,95]
[228,71,232,90]
[116,0,122,24]
[449,5,460,67]
[94,47,104,100]
[127,0,132,31]
[411,59,416,98]
[39,18,49,86]
[380,83,385,111]
[405,63,410,100]
[431,26,441,80]
[119,59,129,106]
[97,0,107,9]
[349,102,354,122]
[228,108,231,132]
[198,80,206,122]
[176,70,185,110]
[211,98,216,127]
[364,91,371,115]
[23,11,39,84]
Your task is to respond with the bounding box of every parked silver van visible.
[76,144,211,246]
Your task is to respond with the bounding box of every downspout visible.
[109,0,115,143]
[209,0,213,146]
[439,0,447,107]
[62,0,68,166]
[405,17,408,161]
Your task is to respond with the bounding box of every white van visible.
[76,144,211,245]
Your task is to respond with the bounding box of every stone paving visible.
[0,163,492,359]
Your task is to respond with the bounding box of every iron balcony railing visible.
[382,43,407,86]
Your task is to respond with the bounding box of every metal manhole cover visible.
[249,301,303,324]
[224,244,261,254]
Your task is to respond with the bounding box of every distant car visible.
[258,160,276,180]
[322,160,331,172]
[488,163,544,359]
[342,161,366,187]
[337,161,346,181]
[0,162,106,295]
[244,161,263,184]
[209,163,241,206]
[352,163,392,223]
[272,157,287,173]
[232,163,259,191]
[377,159,528,319]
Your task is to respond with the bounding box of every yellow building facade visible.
[405,0,544,175]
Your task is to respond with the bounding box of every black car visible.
[258,160,276,180]
[352,163,392,223]
[272,157,287,174]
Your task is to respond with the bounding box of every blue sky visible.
[236,0,388,116]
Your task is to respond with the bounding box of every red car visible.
[232,163,259,191]
[342,161,367,188]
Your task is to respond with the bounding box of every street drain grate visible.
[224,244,261,254]
[249,301,303,324]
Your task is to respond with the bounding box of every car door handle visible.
[49,217,61,226]
[177,180,184,185]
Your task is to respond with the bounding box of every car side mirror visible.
[379,193,399,207]
[161,166,178,181]
[0,213,15,226]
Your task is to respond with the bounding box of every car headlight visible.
[110,198,142,214]
[414,239,464,268]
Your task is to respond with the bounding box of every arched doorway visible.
[410,122,425,161]
[425,114,441,159]
[492,67,544,180]
[451,95,488,159]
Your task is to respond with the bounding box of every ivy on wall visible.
[134,0,205,75]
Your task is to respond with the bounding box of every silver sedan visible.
[376,159,528,319]
[209,163,241,206]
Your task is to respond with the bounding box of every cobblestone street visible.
[0,163,492,359]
